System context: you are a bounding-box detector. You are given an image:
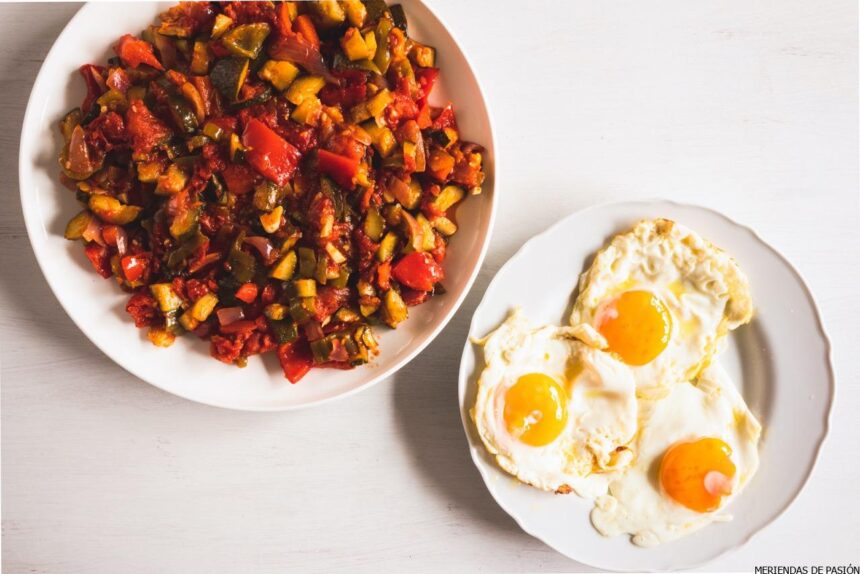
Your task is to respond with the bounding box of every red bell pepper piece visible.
[392,252,444,292]
[121,254,149,283]
[84,243,113,278]
[115,34,164,71]
[242,118,301,186]
[235,282,259,304]
[277,339,314,383]
[316,149,359,189]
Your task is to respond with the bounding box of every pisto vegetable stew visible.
[58,1,485,382]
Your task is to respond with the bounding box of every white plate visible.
[19,1,496,410]
[458,200,833,571]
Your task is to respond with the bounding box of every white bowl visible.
[459,200,833,571]
[19,1,496,410]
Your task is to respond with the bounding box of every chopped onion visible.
[303,320,324,341]
[216,306,245,326]
[269,35,339,85]
[328,340,349,362]
[243,236,276,262]
[113,226,128,256]
[82,217,104,245]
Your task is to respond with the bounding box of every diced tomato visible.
[221,162,256,195]
[401,286,430,307]
[83,243,113,278]
[316,149,359,189]
[126,290,159,328]
[186,278,210,302]
[392,252,444,291]
[242,118,301,186]
[432,104,457,130]
[106,67,131,94]
[220,319,257,335]
[115,34,164,71]
[126,100,172,157]
[79,64,106,112]
[313,287,350,322]
[211,334,243,364]
[293,15,320,49]
[121,253,149,283]
[235,282,259,304]
[277,338,314,383]
[416,67,439,100]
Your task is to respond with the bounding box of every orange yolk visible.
[659,438,736,513]
[503,373,568,447]
[595,290,672,366]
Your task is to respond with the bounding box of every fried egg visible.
[590,364,761,546]
[471,311,638,497]
[570,219,753,390]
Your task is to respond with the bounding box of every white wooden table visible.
[2,2,858,572]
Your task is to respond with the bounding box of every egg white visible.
[471,311,638,497]
[590,363,762,547]
[570,219,753,391]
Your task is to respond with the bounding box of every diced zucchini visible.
[342,0,367,26]
[137,161,163,182]
[431,184,464,213]
[285,76,326,106]
[88,195,142,225]
[417,213,436,251]
[264,303,288,321]
[222,23,271,59]
[323,242,345,264]
[190,41,211,75]
[373,16,393,74]
[150,283,183,313]
[229,132,245,161]
[288,297,312,323]
[260,206,284,234]
[311,0,345,26]
[270,250,297,280]
[411,42,436,68]
[202,122,224,141]
[360,300,380,317]
[381,289,408,327]
[336,307,360,323]
[170,207,200,239]
[60,108,82,143]
[315,252,329,284]
[178,311,199,332]
[363,206,384,241]
[298,247,317,279]
[211,14,234,39]
[363,30,377,57]
[341,27,372,61]
[190,292,219,321]
[366,88,393,120]
[210,56,249,102]
[97,89,128,113]
[147,327,176,347]
[258,60,300,91]
[180,82,206,124]
[268,318,298,344]
[294,278,317,297]
[377,231,398,262]
[155,163,188,195]
[393,177,422,209]
[167,95,198,135]
[431,215,457,236]
[64,210,93,240]
[390,4,407,31]
[291,96,322,125]
[361,121,396,157]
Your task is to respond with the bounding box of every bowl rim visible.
[457,198,835,571]
[18,0,499,411]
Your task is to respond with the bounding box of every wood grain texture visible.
[1,1,858,572]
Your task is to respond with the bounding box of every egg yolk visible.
[503,373,568,447]
[595,290,672,366]
[659,438,736,513]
